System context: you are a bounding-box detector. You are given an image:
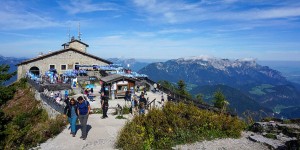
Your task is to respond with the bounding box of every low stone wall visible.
[34,90,65,118]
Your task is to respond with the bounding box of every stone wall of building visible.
[69,42,86,52]
[17,50,109,80]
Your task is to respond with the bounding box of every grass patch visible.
[91,108,103,114]
[115,102,246,149]
[249,84,274,96]
[115,116,127,119]
[122,106,131,115]
[113,105,131,116]
[264,133,277,139]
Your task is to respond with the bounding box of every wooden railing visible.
[146,98,156,110]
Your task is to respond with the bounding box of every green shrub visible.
[122,106,131,115]
[92,108,103,114]
[116,102,246,149]
[264,133,277,139]
[115,116,127,119]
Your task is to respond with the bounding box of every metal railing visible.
[27,77,72,92]
[27,77,66,114]
[40,93,65,114]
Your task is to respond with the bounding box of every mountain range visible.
[138,56,300,118]
[107,58,149,72]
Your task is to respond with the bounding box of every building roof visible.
[17,48,112,66]
[101,74,138,83]
[69,39,89,47]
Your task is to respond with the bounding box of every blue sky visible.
[0,0,300,61]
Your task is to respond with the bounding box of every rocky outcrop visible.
[249,121,300,149]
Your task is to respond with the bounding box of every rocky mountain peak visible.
[171,56,257,71]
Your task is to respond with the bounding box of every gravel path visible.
[35,91,269,150]
[36,114,127,150]
[175,132,270,150]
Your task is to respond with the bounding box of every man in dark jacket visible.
[101,92,109,119]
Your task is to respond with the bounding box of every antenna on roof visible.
[78,22,82,41]
[68,27,71,42]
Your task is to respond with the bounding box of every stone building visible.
[17,38,112,80]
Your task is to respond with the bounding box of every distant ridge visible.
[139,56,300,118]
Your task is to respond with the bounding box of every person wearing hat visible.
[77,96,90,140]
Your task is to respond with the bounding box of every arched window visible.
[29,66,40,76]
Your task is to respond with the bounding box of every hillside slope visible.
[0,82,66,149]
[190,84,273,117]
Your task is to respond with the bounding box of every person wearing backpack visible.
[64,98,78,137]
[77,96,90,140]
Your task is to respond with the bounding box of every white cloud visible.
[132,0,203,24]
[132,0,300,24]
[0,10,60,30]
[58,0,118,14]
[0,1,62,30]
[158,29,193,34]
[132,28,193,37]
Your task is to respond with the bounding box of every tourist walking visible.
[101,92,109,119]
[64,98,78,137]
[153,83,157,93]
[132,95,139,116]
[167,93,173,102]
[139,95,147,115]
[161,95,165,107]
[77,96,90,140]
[125,91,131,106]
[143,86,147,95]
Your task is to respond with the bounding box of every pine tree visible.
[213,90,229,112]
[0,65,17,105]
[195,93,204,103]
[177,80,186,95]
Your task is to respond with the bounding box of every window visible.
[49,65,55,69]
[75,62,80,70]
[61,65,66,71]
